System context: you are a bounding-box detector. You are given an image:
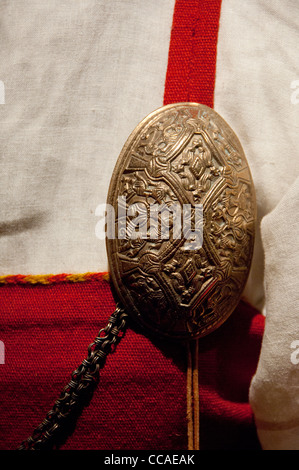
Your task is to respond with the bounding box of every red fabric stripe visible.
[0,281,264,450]
[0,281,188,450]
[164,0,222,108]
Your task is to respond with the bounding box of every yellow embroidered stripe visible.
[0,272,110,285]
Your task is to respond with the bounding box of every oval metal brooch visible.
[106,102,256,340]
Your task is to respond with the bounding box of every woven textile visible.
[0,279,263,450]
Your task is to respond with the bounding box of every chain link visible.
[18,306,128,450]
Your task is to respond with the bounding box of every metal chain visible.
[18,306,128,450]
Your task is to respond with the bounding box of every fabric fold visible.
[249,177,299,449]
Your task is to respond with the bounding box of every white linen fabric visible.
[0,0,175,274]
[0,0,299,450]
[249,177,299,450]
[215,0,299,449]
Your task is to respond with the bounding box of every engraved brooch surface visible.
[106,103,256,340]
